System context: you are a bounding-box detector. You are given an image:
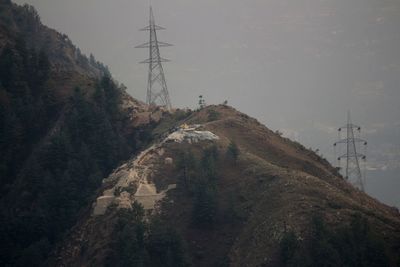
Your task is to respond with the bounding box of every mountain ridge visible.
[0,1,399,266]
[52,105,400,267]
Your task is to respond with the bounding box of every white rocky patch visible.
[165,126,219,144]
[92,124,219,216]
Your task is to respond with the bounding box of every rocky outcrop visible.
[92,124,219,215]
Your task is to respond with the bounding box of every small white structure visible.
[164,157,173,165]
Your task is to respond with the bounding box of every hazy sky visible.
[13,0,400,206]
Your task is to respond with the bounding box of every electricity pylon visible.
[136,6,172,109]
[334,111,367,191]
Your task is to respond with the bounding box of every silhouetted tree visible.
[176,150,196,192]
[226,141,239,163]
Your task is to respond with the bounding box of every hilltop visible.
[53,105,400,267]
[1,1,399,266]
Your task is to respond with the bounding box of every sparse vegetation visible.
[279,214,391,267]
[207,109,220,122]
[106,204,189,267]
[151,109,192,139]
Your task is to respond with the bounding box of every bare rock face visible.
[92,124,220,215]
[134,183,176,210]
[92,196,115,216]
[93,125,218,216]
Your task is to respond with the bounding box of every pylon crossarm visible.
[140,25,166,31]
[140,58,171,64]
[334,138,367,145]
[135,41,172,48]
[338,152,366,159]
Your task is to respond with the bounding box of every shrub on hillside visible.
[279,214,391,267]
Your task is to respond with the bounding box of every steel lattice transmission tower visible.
[334,111,368,191]
[135,6,172,109]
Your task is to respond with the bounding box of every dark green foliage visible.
[0,46,15,88]
[207,109,220,122]
[279,214,391,267]
[198,95,205,109]
[107,205,188,267]
[329,214,390,267]
[89,53,111,77]
[0,39,53,191]
[0,38,135,266]
[192,146,219,228]
[176,145,219,228]
[176,150,196,192]
[223,191,246,223]
[175,146,219,228]
[0,0,12,6]
[280,231,298,266]
[192,182,218,227]
[226,141,239,163]
[15,238,50,267]
[146,219,188,267]
[200,145,218,183]
[106,204,146,267]
[117,224,146,267]
[305,215,341,267]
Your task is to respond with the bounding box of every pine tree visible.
[192,182,217,227]
[176,150,196,192]
[227,141,239,163]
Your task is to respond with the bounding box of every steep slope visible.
[53,105,400,267]
[0,1,164,266]
[2,2,399,266]
[0,0,108,81]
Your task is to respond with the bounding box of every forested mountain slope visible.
[1,1,399,267]
[0,1,163,265]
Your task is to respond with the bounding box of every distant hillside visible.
[53,105,400,267]
[0,0,109,78]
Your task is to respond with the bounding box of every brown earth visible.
[52,105,400,267]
